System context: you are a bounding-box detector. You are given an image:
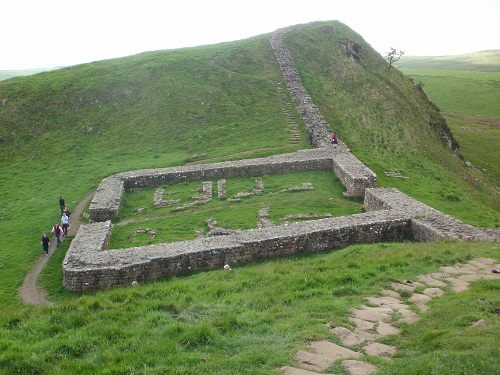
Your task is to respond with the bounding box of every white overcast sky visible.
[2,0,499,70]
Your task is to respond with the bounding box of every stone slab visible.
[375,321,400,336]
[423,288,445,297]
[365,296,408,311]
[417,274,447,287]
[381,289,400,298]
[395,308,420,324]
[350,307,392,323]
[280,366,336,375]
[331,326,366,347]
[409,293,432,311]
[349,317,375,330]
[443,277,469,292]
[363,342,397,357]
[353,329,381,342]
[388,282,415,292]
[294,350,333,372]
[310,340,363,361]
[342,359,379,375]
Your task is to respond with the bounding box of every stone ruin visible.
[63,24,499,291]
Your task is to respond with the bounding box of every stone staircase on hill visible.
[271,79,302,145]
[280,257,499,375]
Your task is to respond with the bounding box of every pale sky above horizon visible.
[2,0,499,70]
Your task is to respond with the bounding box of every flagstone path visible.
[280,257,499,375]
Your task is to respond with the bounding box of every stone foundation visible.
[64,188,499,291]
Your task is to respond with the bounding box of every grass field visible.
[400,69,500,118]
[12,242,500,374]
[0,21,498,374]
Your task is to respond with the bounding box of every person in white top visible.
[61,212,70,237]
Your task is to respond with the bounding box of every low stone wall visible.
[412,215,500,242]
[365,188,500,242]
[65,200,413,291]
[64,188,499,291]
[89,176,124,222]
[364,188,437,214]
[332,153,377,197]
[89,147,375,221]
[90,149,332,221]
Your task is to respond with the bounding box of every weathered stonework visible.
[64,188,499,291]
[65,25,498,291]
[89,149,334,221]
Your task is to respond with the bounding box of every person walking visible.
[41,233,50,256]
[308,130,314,145]
[59,196,65,215]
[52,223,63,247]
[63,205,71,219]
[61,212,70,237]
[331,132,338,148]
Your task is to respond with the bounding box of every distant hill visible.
[396,50,500,72]
[0,67,58,81]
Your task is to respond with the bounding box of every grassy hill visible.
[0,21,498,374]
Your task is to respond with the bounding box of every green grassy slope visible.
[0,20,498,374]
[399,69,500,118]
[398,66,499,212]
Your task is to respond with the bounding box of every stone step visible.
[280,366,335,375]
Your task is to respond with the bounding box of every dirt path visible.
[19,191,95,306]
[441,111,500,127]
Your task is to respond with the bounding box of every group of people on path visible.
[41,196,71,256]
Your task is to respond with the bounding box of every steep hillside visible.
[281,23,497,226]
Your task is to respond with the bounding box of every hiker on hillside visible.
[308,130,314,145]
[61,212,70,237]
[331,132,338,148]
[59,196,65,215]
[41,233,50,256]
[52,222,63,247]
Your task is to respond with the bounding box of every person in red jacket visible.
[331,132,338,148]
[52,223,63,247]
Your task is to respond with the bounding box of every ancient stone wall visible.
[65,196,413,291]
[89,149,333,221]
[67,25,498,292]
[269,25,377,196]
[64,187,499,291]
